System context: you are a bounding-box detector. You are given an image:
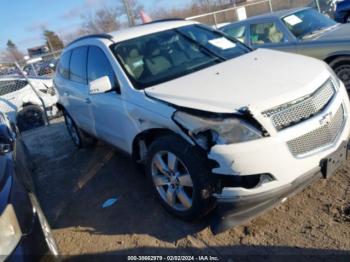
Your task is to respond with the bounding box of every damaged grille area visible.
[287,105,345,157]
[263,79,335,130]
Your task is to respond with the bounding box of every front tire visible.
[146,134,216,221]
[330,56,350,92]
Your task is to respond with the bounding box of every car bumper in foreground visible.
[211,141,349,234]
[211,167,322,233]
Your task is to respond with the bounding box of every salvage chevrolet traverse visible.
[54,20,350,229]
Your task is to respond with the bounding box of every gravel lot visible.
[22,118,350,261]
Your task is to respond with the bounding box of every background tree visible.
[43,30,64,51]
[4,40,23,62]
[82,6,121,34]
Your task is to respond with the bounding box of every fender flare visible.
[324,51,350,64]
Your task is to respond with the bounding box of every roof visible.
[219,7,310,28]
[67,20,197,47]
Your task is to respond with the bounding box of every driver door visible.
[86,46,128,151]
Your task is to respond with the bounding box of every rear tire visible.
[330,56,350,92]
[146,134,216,221]
[17,105,45,132]
[63,110,95,148]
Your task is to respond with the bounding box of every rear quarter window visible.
[58,51,71,79]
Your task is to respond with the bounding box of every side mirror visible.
[0,125,14,155]
[89,76,113,95]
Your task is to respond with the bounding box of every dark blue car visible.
[334,0,350,23]
[0,113,59,261]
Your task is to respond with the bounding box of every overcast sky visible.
[0,0,189,52]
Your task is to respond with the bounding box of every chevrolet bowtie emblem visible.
[319,112,333,126]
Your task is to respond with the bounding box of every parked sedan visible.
[0,112,59,261]
[334,0,350,23]
[219,7,350,91]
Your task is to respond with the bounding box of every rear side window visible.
[0,80,28,96]
[250,22,286,45]
[87,46,117,90]
[58,51,71,79]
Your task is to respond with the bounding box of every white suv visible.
[54,20,350,229]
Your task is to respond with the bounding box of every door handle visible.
[63,91,70,97]
[85,98,91,104]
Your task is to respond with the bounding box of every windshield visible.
[282,8,337,39]
[111,24,250,89]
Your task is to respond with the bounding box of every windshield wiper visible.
[174,29,226,62]
[301,25,336,39]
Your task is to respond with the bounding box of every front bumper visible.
[212,167,322,233]
[209,82,350,232]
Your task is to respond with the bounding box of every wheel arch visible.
[16,102,43,116]
[131,128,180,163]
[324,52,350,65]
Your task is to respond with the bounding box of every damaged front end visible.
[172,108,284,232]
[173,108,268,151]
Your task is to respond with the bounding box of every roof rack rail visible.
[66,33,113,47]
[142,18,186,25]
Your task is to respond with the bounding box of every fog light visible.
[0,205,22,257]
[259,174,275,185]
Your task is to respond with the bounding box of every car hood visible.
[313,24,350,41]
[145,49,330,113]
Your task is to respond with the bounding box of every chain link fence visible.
[0,61,59,132]
[186,0,334,27]
[0,50,61,79]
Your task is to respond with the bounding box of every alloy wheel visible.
[151,151,194,211]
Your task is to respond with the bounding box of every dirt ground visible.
[22,118,350,261]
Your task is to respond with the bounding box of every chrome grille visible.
[287,105,345,157]
[263,79,335,130]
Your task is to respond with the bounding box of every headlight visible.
[173,111,262,146]
[325,64,341,90]
[0,205,22,257]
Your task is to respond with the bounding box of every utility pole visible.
[47,37,54,52]
[315,0,321,12]
[122,0,135,27]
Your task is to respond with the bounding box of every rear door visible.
[65,46,94,133]
[54,50,71,108]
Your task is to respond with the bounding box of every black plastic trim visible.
[66,34,114,47]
